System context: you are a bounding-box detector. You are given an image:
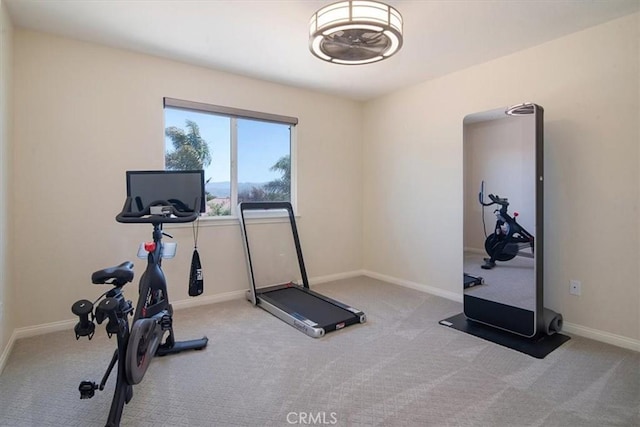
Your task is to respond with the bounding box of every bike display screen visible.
[125,170,205,213]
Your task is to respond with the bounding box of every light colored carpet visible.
[1,276,638,426]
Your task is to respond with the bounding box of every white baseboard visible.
[0,330,17,375]
[170,289,246,310]
[363,270,463,303]
[562,321,640,352]
[13,318,77,340]
[8,291,247,343]
[309,270,365,285]
[464,247,485,255]
[172,270,366,310]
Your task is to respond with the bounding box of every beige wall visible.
[363,13,639,341]
[0,0,14,357]
[11,30,363,329]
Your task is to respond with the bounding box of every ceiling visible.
[5,0,639,101]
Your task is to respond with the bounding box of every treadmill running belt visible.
[261,287,356,327]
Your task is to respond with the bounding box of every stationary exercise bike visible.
[71,198,208,427]
[479,188,534,270]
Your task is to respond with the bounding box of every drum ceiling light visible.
[309,0,403,65]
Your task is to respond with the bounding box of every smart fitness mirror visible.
[462,103,544,337]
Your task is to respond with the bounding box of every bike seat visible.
[91,261,134,286]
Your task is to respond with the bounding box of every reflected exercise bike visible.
[479,188,534,270]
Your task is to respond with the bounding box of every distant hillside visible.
[205,181,266,198]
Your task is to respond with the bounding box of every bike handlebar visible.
[479,193,509,208]
[116,198,200,224]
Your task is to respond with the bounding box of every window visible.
[163,98,297,217]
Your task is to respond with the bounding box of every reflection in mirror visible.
[463,103,543,337]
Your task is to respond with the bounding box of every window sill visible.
[164,211,297,229]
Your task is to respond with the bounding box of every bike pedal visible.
[78,381,98,399]
[160,314,172,330]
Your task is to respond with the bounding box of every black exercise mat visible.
[439,312,571,359]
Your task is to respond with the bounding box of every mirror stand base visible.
[439,313,570,359]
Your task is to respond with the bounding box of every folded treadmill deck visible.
[239,202,366,338]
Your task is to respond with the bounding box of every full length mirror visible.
[462,103,543,337]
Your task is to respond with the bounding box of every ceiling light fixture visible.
[309,0,403,65]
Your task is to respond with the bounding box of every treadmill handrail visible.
[238,202,310,306]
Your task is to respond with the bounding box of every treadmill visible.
[238,202,366,338]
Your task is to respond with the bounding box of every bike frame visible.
[105,224,174,426]
[139,224,178,350]
[132,224,173,331]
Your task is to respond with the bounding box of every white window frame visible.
[163,97,298,221]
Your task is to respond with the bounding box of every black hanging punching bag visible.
[189,249,203,296]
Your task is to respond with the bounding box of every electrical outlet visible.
[569,280,582,296]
